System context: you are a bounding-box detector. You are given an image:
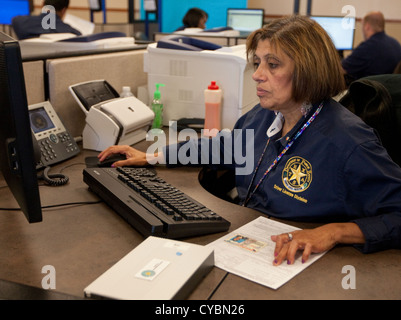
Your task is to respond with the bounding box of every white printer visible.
[144,35,258,130]
[69,80,154,151]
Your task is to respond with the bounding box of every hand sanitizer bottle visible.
[151,83,165,133]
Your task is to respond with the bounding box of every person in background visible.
[12,0,81,40]
[99,15,401,266]
[342,11,401,82]
[175,8,208,31]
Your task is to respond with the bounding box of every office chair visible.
[198,167,238,204]
[340,74,401,166]
[393,60,401,74]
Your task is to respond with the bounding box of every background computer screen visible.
[311,16,356,51]
[0,0,30,25]
[227,8,264,33]
[0,32,42,223]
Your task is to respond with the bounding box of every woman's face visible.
[252,39,297,113]
[198,16,207,29]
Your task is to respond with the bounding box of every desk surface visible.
[0,144,400,300]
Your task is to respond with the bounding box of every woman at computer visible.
[99,15,401,265]
[175,8,208,31]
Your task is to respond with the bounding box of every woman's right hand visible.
[98,145,149,167]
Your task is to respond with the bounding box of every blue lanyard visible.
[243,102,323,207]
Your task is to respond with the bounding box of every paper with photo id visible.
[207,216,326,290]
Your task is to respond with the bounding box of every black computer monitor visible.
[310,15,356,51]
[0,0,30,25]
[0,32,42,223]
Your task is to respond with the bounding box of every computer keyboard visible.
[83,167,231,239]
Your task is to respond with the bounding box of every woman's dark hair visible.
[247,15,346,104]
[182,8,208,28]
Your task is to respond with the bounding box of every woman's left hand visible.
[271,223,358,265]
[271,222,365,265]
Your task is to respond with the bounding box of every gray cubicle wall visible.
[23,60,45,105]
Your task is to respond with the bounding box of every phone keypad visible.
[40,139,58,162]
[37,132,80,168]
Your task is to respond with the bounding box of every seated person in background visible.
[342,11,401,82]
[100,15,401,266]
[12,0,81,40]
[175,8,208,31]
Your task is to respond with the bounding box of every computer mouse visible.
[97,154,127,167]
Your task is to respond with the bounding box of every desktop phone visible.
[29,101,80,169]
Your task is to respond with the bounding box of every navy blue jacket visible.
[164,99,401,253]
[12,13,81,40]
[342,31,401,80]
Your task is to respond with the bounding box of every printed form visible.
[207,216,326,290]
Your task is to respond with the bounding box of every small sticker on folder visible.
[135,258,170,281]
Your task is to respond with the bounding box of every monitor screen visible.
[88,0,102,11]
[30,107,56,134]
[0,32,42,223]
[0,0,30,25]
[227,8,264,34]
[311,16,356,51]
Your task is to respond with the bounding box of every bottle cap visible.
[154,83,165,99]
[208,81,219,90]
[121,86,133,97]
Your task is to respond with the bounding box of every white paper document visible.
[207,216,326,290]
[64,14,95,35]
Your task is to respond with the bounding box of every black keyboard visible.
[83,167,230,239]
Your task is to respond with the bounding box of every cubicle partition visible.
[154,32,247,47]
[22,48,149,139]
[22,60,45,105]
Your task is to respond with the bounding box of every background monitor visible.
[0,0,30,25]
[88,0,102,11]
[143,0,157,12]
[311,15,356,51]
[227,8,264,34]
[0,32,42,223]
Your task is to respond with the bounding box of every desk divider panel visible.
[23,60,45,106]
